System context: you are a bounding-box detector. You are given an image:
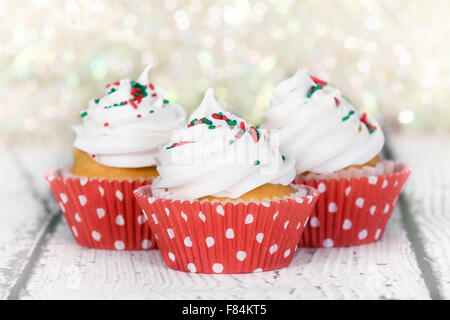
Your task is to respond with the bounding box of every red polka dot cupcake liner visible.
[294,162,411,248]
[45,168,157,250]
[133,184,319,274]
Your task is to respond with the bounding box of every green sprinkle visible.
[163,99,169,104]
[120,102,125,106]
[190,118,198,125]
[254,160,260,165]
[94,99,100,104]
[226,119,237,126]
[80,111,88,118]
[306,84,323,98]
[149,110,154,114]
[229,140,234,145]
[208,125,216,129]
[202,118,213,125]
[238,130,245,135]
[282,155,286,161]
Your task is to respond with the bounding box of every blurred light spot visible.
[197,50,213,67]
[208,6,222,28]
[159,28,172,40]
[420,92,433,105]
[344,36,357,50]
[174,10,190,30]
[67,73,79,87]
[357,60,371,74]
[164,0,177,11]
[260,55,276,71]
[24,118,37,131]
[90,59,108,79]
[223,38,236,51]
[365,41,378,53]
[202,35,215,48]
[398,110,415,124]
[324,56,337,69]
[190,0,202,12]
[91,0,104,13]
[314,24,328,36]
[223,6,244,25]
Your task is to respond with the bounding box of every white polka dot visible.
[323,238,334,248]
[98,186,104,196]
[165,207,170,216]
[184,236,193,247]
[60,193,68,203]
[273,211,279,220]
[74,213,82,223]
[310,217,320,228]
[115,215,125,226]
[355,197,365,208]
[374,229,382,240]
[181,211,187,222]
[114,240,125,250]
[368,176,378,185]
[168,252,175,262]
[342,219,352,230]
[256,233,264,243]
[92,231,101,241]
[245,214,254,224]
[80,177,88,186]
[199,211,206,222]
[307,195,313,204]
[358,229,368,240]
[236,251,246,261]
[58,202,65,213]
[295,197,304,203]
[318,182,327,193]
[382,179,388,188]
[296,222,301,230]
[97,208,105,219]
[370,205,377,215]
[262,200,270,207]
[345,186,352,196]
[253,268,262,273]
[187,263,196,273]
[284,249,291,258]
[226,228,235,239]
[71,226,78,237]
[216,205,225,216]
[269,244,278,254]
[284,221,289,229]
[137,214,147,225]
[394,180,398,187]
[167,228,175,239]
[151,214,158,224]
[212,263,223,273]
[206,237,215,247]
[328,202,338,213]
[384,203,390,214]
[141,239,152,249]
[115,190,123,201]
[148,197,155,204]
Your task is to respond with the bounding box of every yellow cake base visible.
[301,155,381,177]
[71,148,159,180]
[198,183,296,202]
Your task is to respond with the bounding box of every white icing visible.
[73,65,186,168]
[263,68,384,174]
[153,88,296,200]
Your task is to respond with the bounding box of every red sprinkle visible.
[92,154,96,158]
[149,83,155,90]
[334,97,340,106]
[235,132,244,139]
[137,114,142,118]
[368,125,377,131]
[129,100,138,109]
[310,76,327,86]
[105,84,111,88]
[360,112,368,124]
[212,113,221,120]
[152,93,157,97]
[114,81,120,86]
[104,122,109,127]
[240,122,245,131]
[250,126,258,142]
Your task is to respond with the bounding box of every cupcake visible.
[134,88,319,273]
[45,65,187,250]
[263,68,411,247]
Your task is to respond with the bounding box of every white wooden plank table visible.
[0,133,447,300]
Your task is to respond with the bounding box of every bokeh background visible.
[1,0,449,146]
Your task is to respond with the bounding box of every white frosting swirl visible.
[153,88,296,200]
[73,65,186,168]
[263,68,384,174]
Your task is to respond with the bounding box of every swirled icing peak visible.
[263,68,384,174]
[73,65,187,168]
[154,88,296,200]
